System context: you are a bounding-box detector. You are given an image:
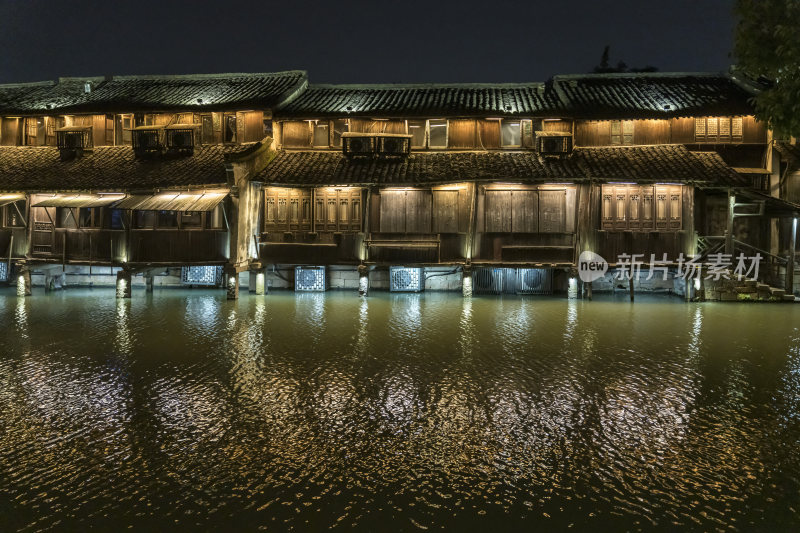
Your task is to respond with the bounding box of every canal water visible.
[1,288,799,532]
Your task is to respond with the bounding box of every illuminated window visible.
[611,120,634,145]
[312,121,329,148]
[332,119,348,147]
[500,119,521,147]
[601,185,680,231]
[428,119,447,148]
[695,117,743,143]
[408,120,426,148]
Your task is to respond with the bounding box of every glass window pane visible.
[157,210,178,228]
[429,119,447,148]
[181,211,203,228]
[313,122,329,147]
[501,119,521,147]
[332,119,348,147]
[408,120,426,148]
[136,210,155,229]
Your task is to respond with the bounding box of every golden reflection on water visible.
[1,290,800,531]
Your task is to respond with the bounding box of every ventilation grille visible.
[0,262,8,282]
[181,266,222,286]
[295,266,327,292]
[516,268,553,295]
[474,268,553,295]
[390,266,423,292]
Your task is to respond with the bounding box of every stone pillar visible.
[461,264,473,298]
[145,272,154,293]
[358,264,369,297]
[567,272,578,299]
[226,267,239,300]
[45,273,55,293]
[116,270,131,299]
[586,281,593,301]
[255,269,266,295]
[17,269,32,297]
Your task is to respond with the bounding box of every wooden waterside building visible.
[1,68,799,297]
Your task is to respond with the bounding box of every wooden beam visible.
[787,217,797,294]
[725,189,735,256]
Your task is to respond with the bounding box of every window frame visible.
[428,119,448,149]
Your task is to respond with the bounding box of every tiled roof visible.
[0,71,308,114]
[0,145,245,191]
[255,145,742,186]
[552,72,758,119]
[775,142,800,167]
[275,83,564,118]
[575,145,745,185]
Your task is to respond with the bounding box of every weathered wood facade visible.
[2,69,796,293]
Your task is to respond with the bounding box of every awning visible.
[31,193,126,208]
[0,193,26,207]
[115,188,229,212]
[735,189,800,218]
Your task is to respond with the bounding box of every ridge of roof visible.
[57,70,307,83]
[554,71,728,80]
[0,80,56,89]
[301,81,547,90]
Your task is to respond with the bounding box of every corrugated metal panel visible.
[0,192,25,206]
[116,189,229,211]
[32,193,125,208]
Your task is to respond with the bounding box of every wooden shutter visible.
[511,190,538,233]
[539,189,566,233]
[380,190,406,233]
[484,190,512,232]
[611,120,621,145]
[432,190,459,233]
[405,190,432,234]
[601,185,614,229]
[695,118,706,142]
[282,121,311,148]
[669,186,682,230]
[447,119,477,149]
[628,187,641,230]
[731,117,743,141]
[622,121,634,145]
[478,120,501,149]
[655,185,669,230]
[521,119,534,148]
[640,186,654,230]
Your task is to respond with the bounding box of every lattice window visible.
[0,262,8,282]
[601,184,680,231]
[611,120,634,145]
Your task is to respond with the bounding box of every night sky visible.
[0,0,736,85]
